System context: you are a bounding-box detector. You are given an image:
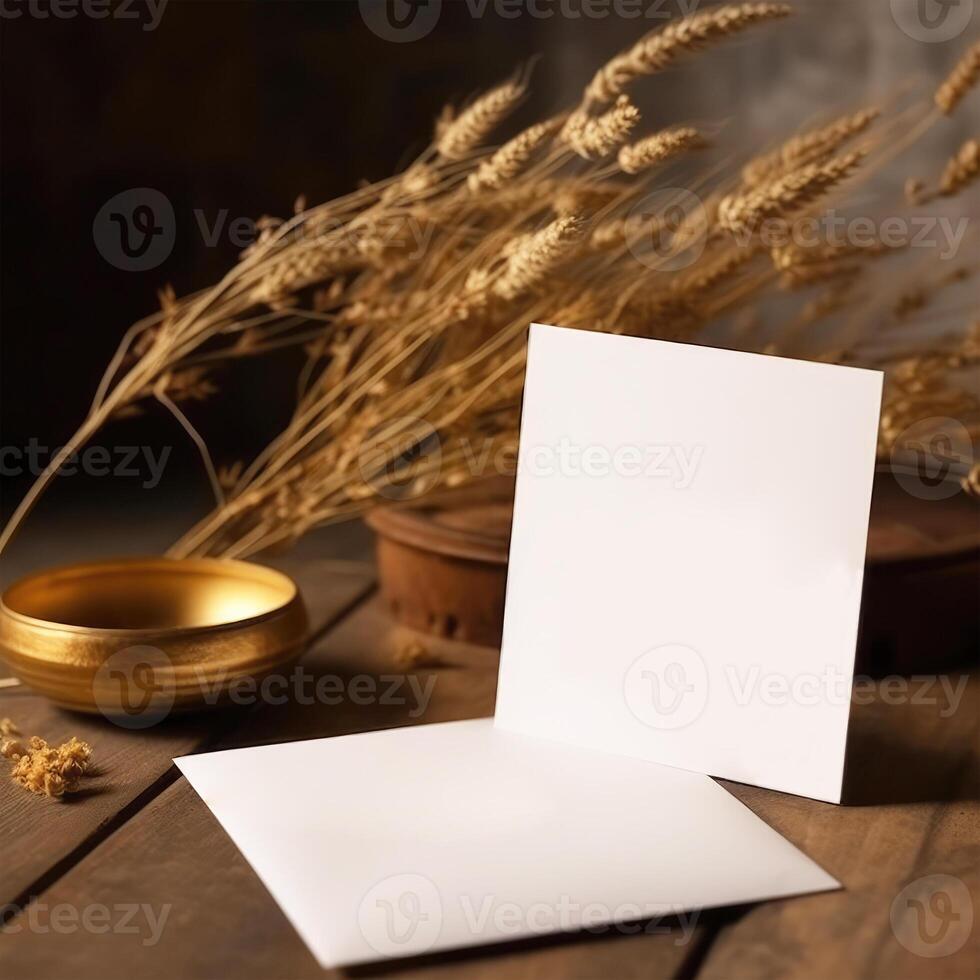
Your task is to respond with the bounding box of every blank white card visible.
[176,323,879,967]
[496,324,882,803]
[177,720,838,967]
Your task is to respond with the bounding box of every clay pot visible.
[367,471,979,674]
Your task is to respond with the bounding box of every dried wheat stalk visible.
[741,108,879,187]
[2,5,978,561]
[562,96,641,160]
[493,216,586,300]
[936,40,980,116]
[940,138,980,196]
[912,137,980,204]
[583,2,791,107]
[468,115,565,192]
[718,150,866,235]
[618,127,705,175]
[437,80,527,161]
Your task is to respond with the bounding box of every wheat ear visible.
[742,108,879,187]
[718,149,866,235]
[936,40,980,116]
[562,96,640,160]
[494,216,586,300]
[940,138,980,196]
[437,79,526,161]
[467,116,564,192]
[618,127,705,175]
[584,3,791,107]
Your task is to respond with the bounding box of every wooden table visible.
[0,529,976,980]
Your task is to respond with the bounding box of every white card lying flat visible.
[176,719,837,967]
[495,324,882,804]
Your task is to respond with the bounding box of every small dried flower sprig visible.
[394,640,444,670]
[8,732,94,801]
[1,718,25,764]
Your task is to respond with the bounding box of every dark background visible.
[0,0,973,564]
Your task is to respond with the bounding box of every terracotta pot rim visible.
[366,507,509,565]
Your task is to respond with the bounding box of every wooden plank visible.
[7,588,973,978]
[698,673,980,980]
[0,552,375,917]
[0,596,705,979]
[0,774,712,980]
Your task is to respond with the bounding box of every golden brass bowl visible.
[0,557,308,719]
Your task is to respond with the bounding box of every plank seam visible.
[0,580,378,928]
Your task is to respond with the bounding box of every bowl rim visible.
[0,556,302,638]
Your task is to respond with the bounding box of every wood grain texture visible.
[702,675,980,980]
[0,596,702,980]
[0,556,374,918]
[1,552,976,979]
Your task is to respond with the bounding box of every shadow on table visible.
[342,904,746,979]
[841,674,979,805]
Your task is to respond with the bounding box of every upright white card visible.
[495,324,882,803]
[176,719,838,968]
